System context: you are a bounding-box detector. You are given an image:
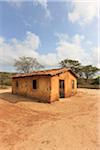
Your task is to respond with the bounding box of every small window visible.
[72,80,75,89]
[16,81,18,88]
[32,80,37,89]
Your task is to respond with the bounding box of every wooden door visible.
[59,80,65,98]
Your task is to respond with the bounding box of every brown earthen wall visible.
[12,71,77,103]
[50,71,77,102]
[12,76,51,102]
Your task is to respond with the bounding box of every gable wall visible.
[50,71,77,102]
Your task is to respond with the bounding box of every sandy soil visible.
[0,87,100,150]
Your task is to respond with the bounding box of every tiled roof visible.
[12,68,77,78]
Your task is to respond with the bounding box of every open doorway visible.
[72,80,75,95]
[59,80,65,98]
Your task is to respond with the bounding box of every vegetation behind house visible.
[0,57,99,89]
[0,72,14,88]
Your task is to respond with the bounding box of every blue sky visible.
[0,0,99,72]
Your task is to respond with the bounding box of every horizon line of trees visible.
[14,56,100,80]
[0,56,99,88]
[59,59,100,80]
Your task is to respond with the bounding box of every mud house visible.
[12,68,77,102]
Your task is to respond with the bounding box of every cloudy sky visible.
[0,0,99,72]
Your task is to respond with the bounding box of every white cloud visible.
[0,32,40,66]
[8,0,52,19]
[0,37,4,44]
[34,0,48,9]
[90,47,100,67]
[33,0,52,19]
[55,33,69,42]
[68,0,98,25]
[55,32,99,67]
[40,53,57,66]
[24,31,41,49]
[72,34,85,45]
[56,34,86,63]
[0,32,99,71]
[0,32,57,69]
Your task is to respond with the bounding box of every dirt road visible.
[0,88,99,150]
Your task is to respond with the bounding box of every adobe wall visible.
[12,76,51,102]
[50,71,77,102]
[12,71,77,103]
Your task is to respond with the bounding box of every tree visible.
[59,59,82,76]
[14,56,44,73]
[82,65,99,80]
[93,76,100,85]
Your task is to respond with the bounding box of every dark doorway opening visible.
[72,80,75,95]
[59,80,65,98]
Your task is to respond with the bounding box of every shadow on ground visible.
[0,91,46,104]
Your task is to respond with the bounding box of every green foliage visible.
[82,65,99,79]
[14,56,44,73]
[0,72,12,87]
[93,76,100,85]
[59,59,82,77]
[60,59,81,69]
[59,59,99,80]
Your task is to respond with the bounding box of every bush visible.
[0,72,12,87]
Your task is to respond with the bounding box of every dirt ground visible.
[0,88,100,150]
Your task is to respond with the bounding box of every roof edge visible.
[12,68,78,79]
